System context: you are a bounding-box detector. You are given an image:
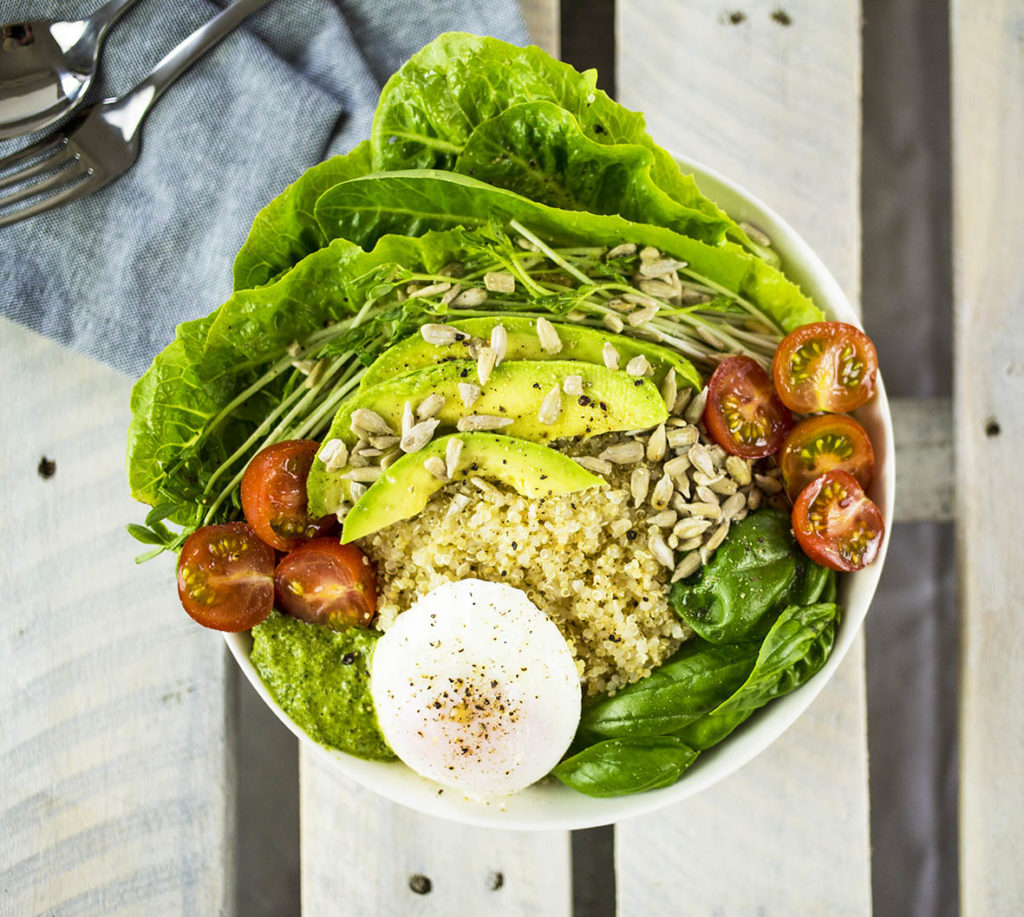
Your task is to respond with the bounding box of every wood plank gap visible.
[559,0,617,96]
[890,396,954,523]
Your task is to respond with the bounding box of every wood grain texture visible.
[299,752,571,916]
[519,0,559,56]
[0,319,235,917]
[890,397,953,523]
[616,2,872,912]
[951,1,1024,913]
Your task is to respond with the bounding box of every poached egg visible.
[370,579,581,796]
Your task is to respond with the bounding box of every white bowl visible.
[224,153,895,830]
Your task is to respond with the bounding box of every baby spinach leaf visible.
[670,509,832,644]
[579,639,757,738]
[232,142,373,292]
[551,736,699,797]
[314,171,822,332]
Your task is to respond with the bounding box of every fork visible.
[0,0,273,228]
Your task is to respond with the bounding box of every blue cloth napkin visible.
[0,0,527,376]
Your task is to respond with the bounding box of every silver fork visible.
[0,0,273,228]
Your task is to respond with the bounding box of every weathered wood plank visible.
[0,318,235,916]
[891,397,953,523]
[520,0,559,56]
[951,1,1024,913]
[616,1,872,912]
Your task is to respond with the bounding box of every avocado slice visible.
[308,359,667,515]
[359,316,703,392]
[341,433,603,542]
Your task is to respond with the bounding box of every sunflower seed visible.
[678,535,705,552]
[458,382,482,409]
[733,507,749,523]
[693,470,724,487]
[441,284,462,306]
[651,473,674,510]
[577,456,613,475]
[747,488,764,511]
[599,441,644,464]
[484,271,516,293]
[444,437,464,479]
[649,510,678,528]
[606,242,637,259]
[683,388,708,424]
[471,476,500,496]
[368,435,399,450]
[626,303,660,326]
[648,532,675,568]
[401,401,416,436]
[705,521,731,552]
[351,408,393,436]
[516,236,540,252]
[563,374,584,396]
[356,447,383,458]
[623,292,658,307]
[606,297,632,313]
[536,316,562,354]
[424,455,449,481]
[668,533,680,549]
[420,323,461,345]
[673,517,712,539]
[447,493,472,517]
[342,466,383,483]
[721,492,748,520]
[348,450,368,468]
[477,345,497,385]
[663,454,691,479]
[689,442,716,478]
[637,280,677,300]
[739,221,773,248]
[490,324,508,366]
[686,502,723,519]
[566,309,587,322]
[666,425,699,450]
[452,287,488,308]
[318,438,348,472]
[349,481,367,501]
[639,258,687,278]
[602,341,620,371]
[416,393,446,419]
[626,355,652,377]
[457,414,514,432]
[707,444,728,468]
[672,551,702,581]
[675,476,692,499]
[639,246,661,262]
[661,369,678,411]
[301,359,328,389]
[709,476,739,496]
[379,448,401,471]
[408,281,451,299]
[538,384,562,425]
[401,418,440,453]
[630,466,650,506]
[286,340,302,357]
[725,455,752,486]
[754,473,783,495]
[696,484,719,505]
[602,313,625,333]
[609,518,633,538]
[646,423,667,462]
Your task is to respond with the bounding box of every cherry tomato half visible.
[791,470,885,572]
[241,440,336,552]
[274,538,377,630]
[703,355,793,458]
[177,522,275,631]
[779,414,876,500]
[772,321,878,413]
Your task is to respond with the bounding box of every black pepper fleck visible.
[37,456,56,479]
[341,653,356,665]
[409,875,432,895]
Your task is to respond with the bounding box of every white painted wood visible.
[0,318,235,916]
[519,0,559,57]
[951,1,1024,913]
[890,397,953,523]
[616,1,872,913]
[300,752,572,916]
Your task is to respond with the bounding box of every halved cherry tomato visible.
[177,522,275,631]
[274,538,377,630]
[792,470,885,572]
[703,355,793,458]
[772,321,878,413]
[240,440,336,552]
[779,414,875,500]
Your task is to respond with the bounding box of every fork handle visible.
[105,0,274,137]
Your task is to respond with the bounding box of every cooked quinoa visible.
[361,474,692,697]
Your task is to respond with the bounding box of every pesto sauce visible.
[251,611,395,760]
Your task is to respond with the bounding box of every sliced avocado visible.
[308,359,667,515]
[358,316,703,392]
[341,433,603,542]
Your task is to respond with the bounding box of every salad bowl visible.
[222,151,894,831]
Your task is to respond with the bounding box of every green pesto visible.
[251,611,394,760]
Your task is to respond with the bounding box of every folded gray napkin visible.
[0,0,527,376]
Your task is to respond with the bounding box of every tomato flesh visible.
[274,538,377,630]
[772,321,878,413]
[241,440,336,552]
[703,355,793,458]
[779,414,875,500]
[177,522,275,631]
[792,470,884,572]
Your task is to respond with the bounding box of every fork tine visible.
[0,143,78,193]
[0,160,92,226]
[0,133,69,177]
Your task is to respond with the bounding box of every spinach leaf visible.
[551,736,699,797]
[314,171,822,332]
[674,602,840,750]
[232,142,372,291]
[670,508,830,644]
[579,639,758,738]
[455,101,732,246]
